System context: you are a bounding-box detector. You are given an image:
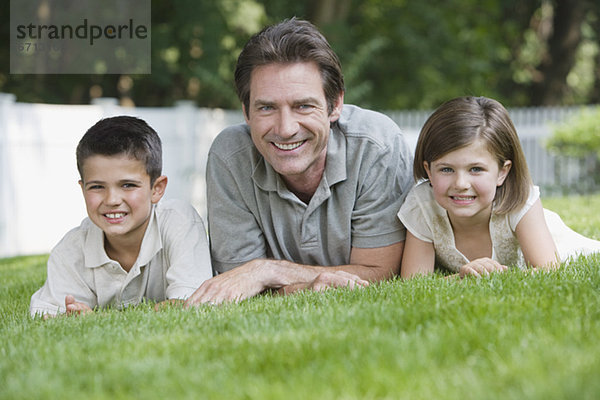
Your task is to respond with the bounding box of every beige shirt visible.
[30,199,212,317]
[398,182,600,271]
[397,182,538,271]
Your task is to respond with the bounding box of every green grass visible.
[1,195,599,400]
[543,193,600,239]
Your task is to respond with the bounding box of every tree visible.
[530,0,591,105]
[1,0,598,109]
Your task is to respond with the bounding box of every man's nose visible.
[276,108,299,138]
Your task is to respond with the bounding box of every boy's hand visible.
[459,258,507,278]
[154,299,184,311]
[65,295,93,316]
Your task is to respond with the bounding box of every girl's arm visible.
[400,231,436,279]
[515,199,560,269]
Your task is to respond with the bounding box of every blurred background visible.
[1,0,599,257]
[2,0,599,109]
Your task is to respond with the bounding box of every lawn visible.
[1,195,599,400]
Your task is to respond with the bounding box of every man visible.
[186,18,413,305]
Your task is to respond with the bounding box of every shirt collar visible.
[83,205,162,269]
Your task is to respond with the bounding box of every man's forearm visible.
[253,258,393,287]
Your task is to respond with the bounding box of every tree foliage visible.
[0,0,598,109]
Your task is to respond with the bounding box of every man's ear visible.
[151,176,168,204]
[242,104,250,124]
[328,92,344,123]
[497,160,512,186]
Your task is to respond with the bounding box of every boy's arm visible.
[161,201,213,300]
[30,245,97,318]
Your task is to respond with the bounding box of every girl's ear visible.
[423,161,432,181]
[497,160,512,186]
[151,175,168,204]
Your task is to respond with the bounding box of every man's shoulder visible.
[209,123,255,159]
[337,104,402,145]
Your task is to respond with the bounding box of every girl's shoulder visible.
[404,180,435,203]
[399,181,445,223]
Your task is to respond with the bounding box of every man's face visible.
[244,62,343,187]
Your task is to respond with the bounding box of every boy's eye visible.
[122,183,138,189]
[88,185,103,190]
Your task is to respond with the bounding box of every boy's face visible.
[79,154,167,248]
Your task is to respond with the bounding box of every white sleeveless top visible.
[397,182,600,272]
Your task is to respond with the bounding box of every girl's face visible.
[424,139,511,224]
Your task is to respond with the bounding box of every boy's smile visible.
[79,154,166,251]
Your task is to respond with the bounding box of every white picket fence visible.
[0,93,593,257]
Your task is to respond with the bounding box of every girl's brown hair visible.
[413,96,532,214]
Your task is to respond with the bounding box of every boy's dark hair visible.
[76,116,162,184]
[234,17,345,117]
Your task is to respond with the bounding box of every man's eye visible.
[298,104,314,112]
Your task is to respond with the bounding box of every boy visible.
[30,116,212,317]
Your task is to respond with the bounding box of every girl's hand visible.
[459,258,507,278]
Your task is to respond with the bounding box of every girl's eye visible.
[440,167,453,173]
[470,167,483,173]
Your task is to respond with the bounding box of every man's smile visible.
[272,140,306,151]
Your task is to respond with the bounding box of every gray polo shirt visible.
[206,104,413,273]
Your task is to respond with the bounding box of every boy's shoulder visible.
[49,217,99,260]
[155,198,202,223]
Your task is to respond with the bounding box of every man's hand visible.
[65,295,93,316]
[278,270,369,294]
[184,261,270,306]
[459,258,507,278]
[308,270,369,291]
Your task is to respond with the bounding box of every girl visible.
[398,96,600,279]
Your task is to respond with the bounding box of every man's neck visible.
[282,155,327,204]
